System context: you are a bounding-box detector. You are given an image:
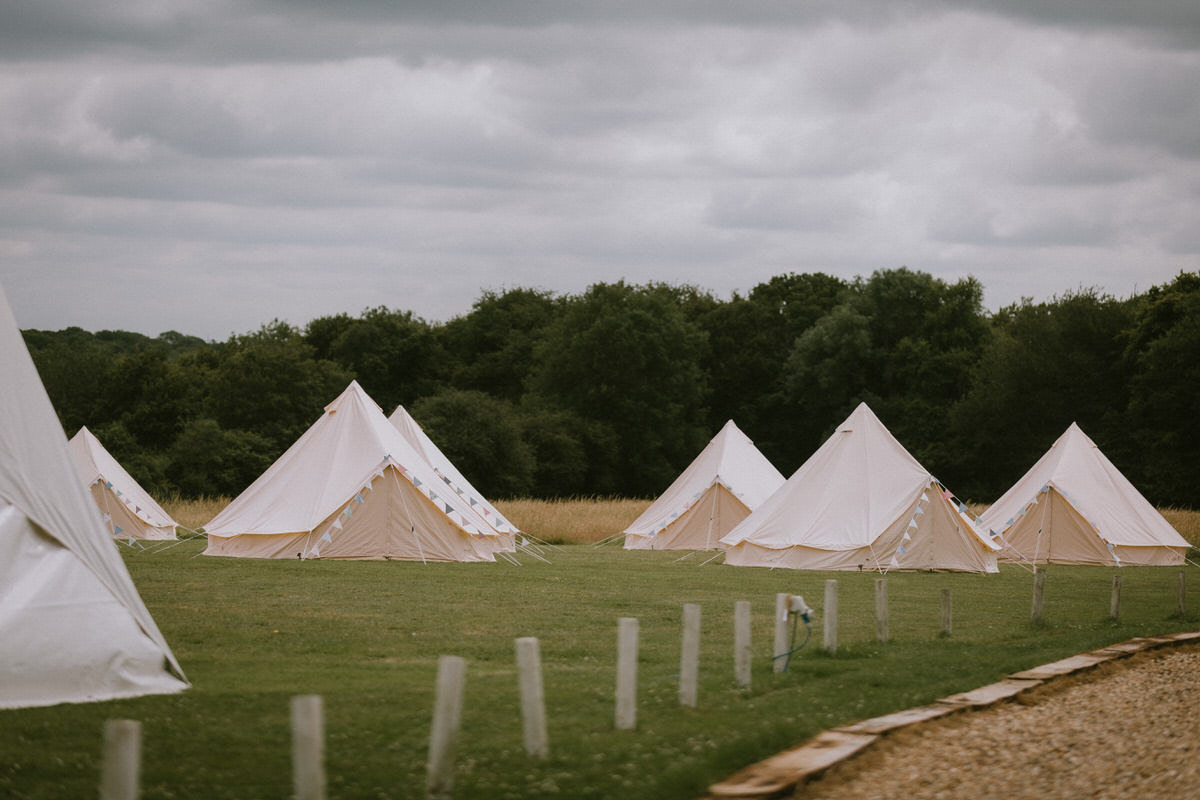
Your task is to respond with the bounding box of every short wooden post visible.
[773,593,789,673]
[941,588,953,637]
[1177,571,1187,617]
[291,695,325,800]
[100,719,141,800]
[515,637,548,758]
[875,579,888,643]
[1110,574,1122,621]
[426,656,467,800]
[615,618,638,730]
[823,580,838,655]
[1031,568,1046,624]
[734,601,752,688]
[679,604,701,707]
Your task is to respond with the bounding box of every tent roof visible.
[625,420,784,535]
[981,422,1187,549]
[0,283,186,701]
[722,403,993,552]
[205,382,501,539]
[69,426,177,529]
[387,405,518,533]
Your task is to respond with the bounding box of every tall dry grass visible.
[1160,507,1200,548]
[495,496,649,544]
[161,495,230,532]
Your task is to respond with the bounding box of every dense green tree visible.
[87,420,172,496]
[319,307,446,412]
[948,289,1136,500]
[409,389,535,498]
[1123,272,1200,506]
[696,273,846,470]
[440,288,561,401]
[784,268,990,485]
[527,281,709,495]
[165,418,277,499]
[205,321,353,452]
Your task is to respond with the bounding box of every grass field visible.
[1,503,1197,800]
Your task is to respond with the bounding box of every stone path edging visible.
[704,630,1200,800]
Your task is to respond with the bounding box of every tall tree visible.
[949,289,1136,500]
[784,268,989,484]
[440,288,561,402]
[528,281,709,495]
[1122,271,1200,506]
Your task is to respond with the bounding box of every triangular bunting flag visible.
[321,531,333,543]
[354,492,364,504]
[332,518,343,530]
[915,506,925,515]
[114,525,123,535]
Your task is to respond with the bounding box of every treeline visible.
[22,268,1200,507]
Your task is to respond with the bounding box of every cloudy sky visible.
[1,1,1198,340]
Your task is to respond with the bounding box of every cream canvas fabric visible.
[388,404,519,542]
[982,423,1188,566]
[69,426,178,541]
[203,381,508,561]
[721,403,1000,572]
[0,284,188,708]
[623,420,785,550]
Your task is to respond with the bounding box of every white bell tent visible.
[69,426,178,541]
[981,422,1188,566]
[721,403,1000,572]
[623,420,784,550]
[387,404,519,543]
[0,284,188,708]
[203,382,509,562]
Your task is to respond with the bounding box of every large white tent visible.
[623,420,784,550]
[0,284,188,708]
[204,381,510,561]
[722,403,1000,572]
[69,426,178,541]
[388,404,519,540]
[981,422,1188,566]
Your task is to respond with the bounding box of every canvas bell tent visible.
[623,420,785,550]
[388,404,519,541]
[0,285,188,708]
[721,403,1000,572]
[69,426,178,541]
[204,381,510,562]
[981,423,1188,566]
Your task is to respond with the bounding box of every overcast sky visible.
[1,1,1198,340]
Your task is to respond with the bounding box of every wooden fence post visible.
[941,588,953,637]
[615,618,638,730]
[679,604,701,708]
[515,637,548,758]
[1110,574,1122,621]
[773,593,789,673]
[1177,571,1187,617]
[823,580,838,655]
[291,695,325,800]
[734,601,752,688]
[1031,568,1046,624]
[100,719,141,800]
[426,656,467,800]
[291,695,326,800]
[875,579,888,643]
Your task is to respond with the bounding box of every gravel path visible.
[794,646,1200,800]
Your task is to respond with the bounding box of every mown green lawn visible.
[1,541,1195,799]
